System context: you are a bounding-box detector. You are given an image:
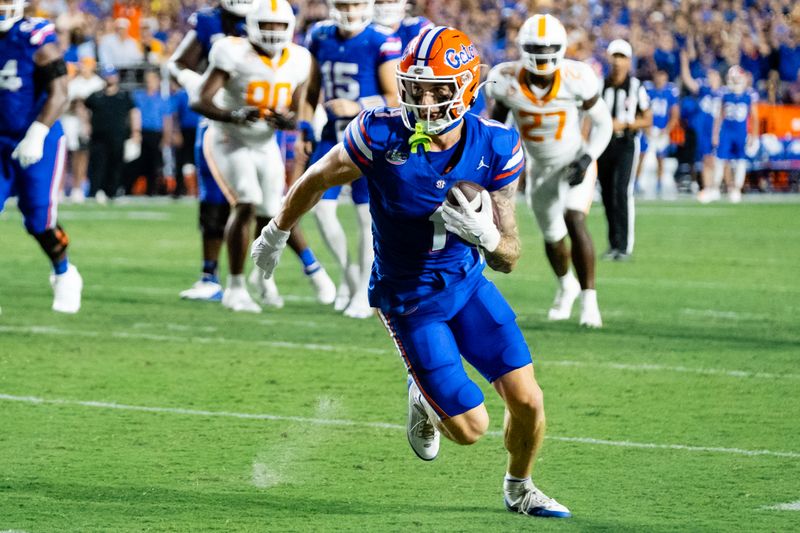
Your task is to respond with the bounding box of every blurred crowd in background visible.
[26,0,800,200]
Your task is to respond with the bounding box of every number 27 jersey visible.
[487,59,600,167]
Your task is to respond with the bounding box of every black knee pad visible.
[199,202,230,240]
[33,225,70,262]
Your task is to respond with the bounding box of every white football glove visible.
[12,121,49,168]
[441,189,501,252]
[250,219,291,279]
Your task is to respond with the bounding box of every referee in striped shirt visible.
[597,39,652,261]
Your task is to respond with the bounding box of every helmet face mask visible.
[328,0,374,33]
[518,14,567,76]
[396,27,481,135]
[397,73,470,133]
[373,0,405,28]
[246,0,295,56]
[221,0,257,18]
[0,0,26,32]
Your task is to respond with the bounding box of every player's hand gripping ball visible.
[441,181,502,252]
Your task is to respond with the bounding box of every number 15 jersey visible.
[486,59,601,168]
[208,37,311,145]
[305,22,401,143]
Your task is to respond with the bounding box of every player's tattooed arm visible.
[275,143,361,231]
[33,43,68,127]
[485,181,521,273]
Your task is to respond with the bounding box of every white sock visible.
[557,270,577,290]
[504,474,531,493]
[228,274,245,289]
[733,160,747,189]
[713,159,724,188]
[581,289,597,307]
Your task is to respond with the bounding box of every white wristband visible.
[27,121,50,141]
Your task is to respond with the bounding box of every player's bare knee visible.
[233,202,255,220]
[507,382,544,419]
[32,225,70,262]
[447,409,489,445]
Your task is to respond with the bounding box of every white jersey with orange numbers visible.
[208,37,311,145]
[486,59,600,167]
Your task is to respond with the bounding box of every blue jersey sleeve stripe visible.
[344,128,372,169]
[30,23,56,45]
[346,119,373,161]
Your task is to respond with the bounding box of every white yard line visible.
[3,325,797,380]
[761,501,800,511]
[544,360,800,380]
[1,392,797,459]
[680,308,770,321]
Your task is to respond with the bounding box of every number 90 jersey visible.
[305,21,402,142]
[486,59,600,168]
[208,37,311,145]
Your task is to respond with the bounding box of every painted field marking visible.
[1,392,798,459]
[761,501,800,511]
[2,325,798,380]
[680,308,770,321]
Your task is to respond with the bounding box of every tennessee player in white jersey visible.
[486,14,612,328]
[192,0,310,312]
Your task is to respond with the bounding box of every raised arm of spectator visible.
[680,49,699,94]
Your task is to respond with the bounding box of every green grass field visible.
[1,197,799,532]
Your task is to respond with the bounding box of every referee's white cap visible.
[608,39,633,58]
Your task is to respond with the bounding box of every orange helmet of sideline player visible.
[396,26,481,134]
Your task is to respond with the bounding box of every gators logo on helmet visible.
[396,26,481,134]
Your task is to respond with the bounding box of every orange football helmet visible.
[396,26,481,134]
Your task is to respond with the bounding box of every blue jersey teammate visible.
[0,1,82,313]
[713,66,758,203]
[299,0,401,318]
[254,27,571,519]
[680,49,723,202]
[640,70,679,195]
[168,0,335,305]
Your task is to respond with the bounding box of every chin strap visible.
[409,122,432,153]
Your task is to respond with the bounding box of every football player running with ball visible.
[191,0,317,312]
[486,14,612,328]
[253,27,571,518]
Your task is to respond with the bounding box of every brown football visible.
[445,181,501,227]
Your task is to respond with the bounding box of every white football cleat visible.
[697,189,720,204]
[179,278,223,301]
[343,292,372,319]
[578,290,602,328]
[308,267,336,305]
[547,275,581,321]
[504,479,571,518]
[407,378,440,461]
[248,269,284,309]
[222,287,262,313]
[728,189,742,203]
[51,264,82,314]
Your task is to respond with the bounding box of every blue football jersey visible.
[0,18,58,139]
[720,89,755,133]
[305,22,402,142]
[645,82,679,129]
[189,7,245,58]
[343,108,524,312]
[393,16,434,51]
